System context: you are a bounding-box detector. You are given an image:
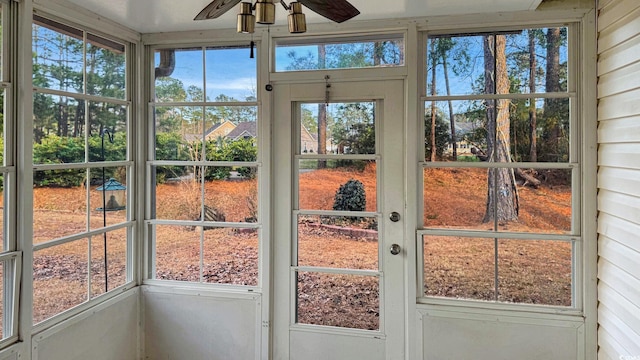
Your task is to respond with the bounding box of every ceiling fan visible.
[194,0,360,34]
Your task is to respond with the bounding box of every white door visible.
[272,79,405,360]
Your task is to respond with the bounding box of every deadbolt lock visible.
[390,244,401,255]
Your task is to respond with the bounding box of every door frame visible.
[271,79,406,360]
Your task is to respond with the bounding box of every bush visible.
[333,179,366,212]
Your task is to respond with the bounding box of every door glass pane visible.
[296,271,379,330]
[298,159,376,211]
[297,214,378,270]
[300,102,375,155]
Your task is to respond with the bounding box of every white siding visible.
[597,0,640,358]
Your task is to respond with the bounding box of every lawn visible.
[25,165,572,328]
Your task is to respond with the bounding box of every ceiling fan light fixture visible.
[287,2,306,33]
[255,0,276,24]
[237,2,256,33]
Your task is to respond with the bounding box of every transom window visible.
[274,34,404,72]
[419,27,579,308]
[148,45,260,287]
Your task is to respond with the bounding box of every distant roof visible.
[227,121,256,139]
[454,122,480,134]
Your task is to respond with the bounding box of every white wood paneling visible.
[289,331,385,360]
[142,286,260,360]
[32,290,139,360]
[597,0,640,358]
[418,309,583,360]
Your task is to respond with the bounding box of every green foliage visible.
[424,111,450,160]
[32,134,86,186]
[204,137,257,180]
[155,132,189,182]
[333,179,366,212]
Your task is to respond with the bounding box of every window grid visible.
[148,45,260,288]
[419,27,580,309]
[31,15,133,325]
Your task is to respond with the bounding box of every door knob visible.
[389,212,400,222]
[390,244,401,255]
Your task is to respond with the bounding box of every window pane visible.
[203,227,258,285]
[154,225,200,282]
[33,169,88,243]
[33,239,89,324]
[204,169,257,222]
[276,36,404,72]
[300,102,375,155]
[0,262,3,339]
[91,228,128,297]
[427,28,568,96]
[0,177,4,252]
[0,90,4,162]
[89,167,128,229]
[498,239,572,306]
[504,28,568,94]
[299,160,376,211]
[205,46,256,102]
[88,102,128,162]
[424,98,570,163]
[86,35,126,99]
[423,235,495,300]
[154,48,203,102]
[205,128,257,162]
[153,166,202,221]
[423,167,489,230]
[424,167,571,233]
[33,94,86,164]
[154,106,203,161]
[297,214,378,270]
[423,100,485,162]
[296,271,379,330]
[32,19,84,93]
[426,35,486,96]
[0,3,3,79]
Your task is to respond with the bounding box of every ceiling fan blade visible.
[194,0,242,20]
[298,0,360,23]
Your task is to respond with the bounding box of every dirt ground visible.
[27,165,572,327]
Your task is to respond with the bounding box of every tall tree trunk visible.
[545,28,561,160]
[317,45,327,167]
[373,41,383,66]
[483,35,519,224]
[429,40,437,162]
[442,54,457,159]
[528,30,538,162]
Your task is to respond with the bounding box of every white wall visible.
[31,290,139,360]
[597,0,640,358]
[141,286,261,360]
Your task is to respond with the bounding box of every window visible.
[419,27,578,308]
[274,34,404,72]
[0,0,20,345]
[32,15,132,324]
[148,45,260,287]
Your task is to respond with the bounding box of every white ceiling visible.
[65,0,544,34]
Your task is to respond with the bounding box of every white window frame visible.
[144,42,263,290]
[416,22,584,315]
[0,0,21,348]
[30,13,136,330]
